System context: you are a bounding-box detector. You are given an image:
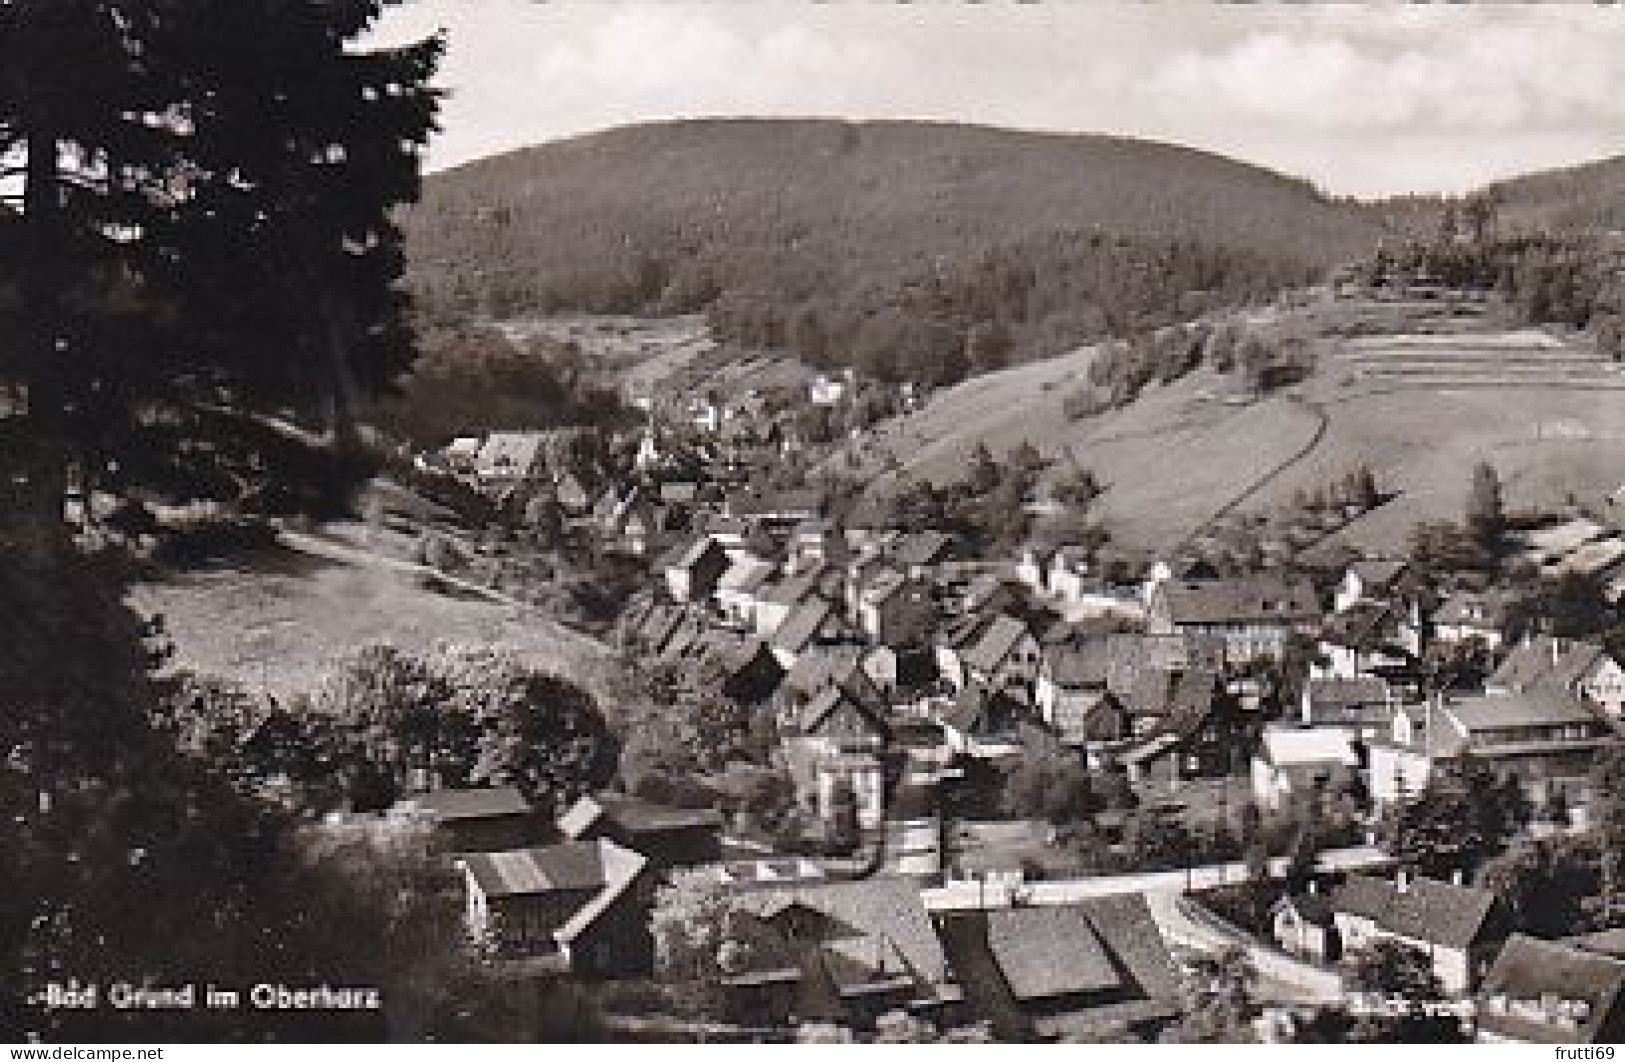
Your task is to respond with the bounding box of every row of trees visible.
[701,231,1315,389]
[165,645,619,818]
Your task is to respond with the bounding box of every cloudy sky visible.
[373,2,1625,200]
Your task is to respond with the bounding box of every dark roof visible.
[1160,574,1320,626]
[728,877,952,993]
[1123,668,1220,725]
[1323,601,1406,650]
[889,530,955,569]
[941,684,1022,735]
[1345,558,1409,591]
[938,894,1180,1039]
[399,786,532,822]
[985,905,1120,1000]
[769,597,845,656]
[1479,934,1625,1044]
[557,792,724,840]
[783,644,871,700]
[800,683,888,737]
[961,614,1033,674]
[1328,873,1502,951]
[1490,637,1612,695]
[1045,639,1113,687]
[657,534,723,573]
[705,634,780,679]
[1306,676,1390,708]
[1277,891,1336,927]
[461,839,638,898]
[939,611,992,651]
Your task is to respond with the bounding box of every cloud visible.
[372,1,1625,196]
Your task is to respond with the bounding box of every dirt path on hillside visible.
[1171,394,1329,553]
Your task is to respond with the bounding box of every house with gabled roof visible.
[1299,675,1395,741]
[934,894,1182,1042]
[1333,558,1413,613]
[1036,639,1117,739]
[390,786,545,854]
[1116,668,1239,783]
[788,518,847,574]
[1477,934,1625,1044]
[557,792,723,871]
[1146,573,1321,665]
[779,644,880,710]
[1313,600,1425,687]
[473,431,549,485]
[957,614,1042,696]
[855,566,936,647]
[1367,689,1620,807]
[719,877,958,1028]
[714,554,777,628]
[1432,590,1513,652]
[1326,871,1511,995]
[888,530,959,575]
[753,565,842,639]
[705,635,785,705]
[1251,726,1360,813]
[457,839,655,975]
[1488,635,1625,719]
[789,680,892,830]
[769,596,858,669]
[937,684,1025,757]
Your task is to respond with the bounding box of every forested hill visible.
[402,119,1392,382]
[1485,153,1625,233]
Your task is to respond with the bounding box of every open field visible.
[127,527,612,703]
[846,299,1625,558]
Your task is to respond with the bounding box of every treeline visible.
[414,223,1322,391]
[1358,225,1625,358]
[374,318,633,448]
[704,230,1317,386]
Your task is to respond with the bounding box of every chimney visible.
[1395,868,1411,894]
[1307,878,1318,895]
[1451,868,1465,887]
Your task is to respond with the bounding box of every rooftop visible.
[1479,934,1625,1044]
[557,792,724,840]
[461,838,646,902]
[1259,727,1360,768]
[395,786,532,822]
[1445,691,1605,734]
[1328,873,1501,952]
[1159,573,1320,626]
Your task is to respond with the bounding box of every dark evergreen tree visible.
[0,0,444,525]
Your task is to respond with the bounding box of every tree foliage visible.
[0,0,443,523]
[1380,758,1528,878]
[304,644,619,814]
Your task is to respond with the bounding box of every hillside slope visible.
[843,298,1625,557]
[408,118,1383,276]
[1487,153,1625,233]
[402,120,1390,373]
